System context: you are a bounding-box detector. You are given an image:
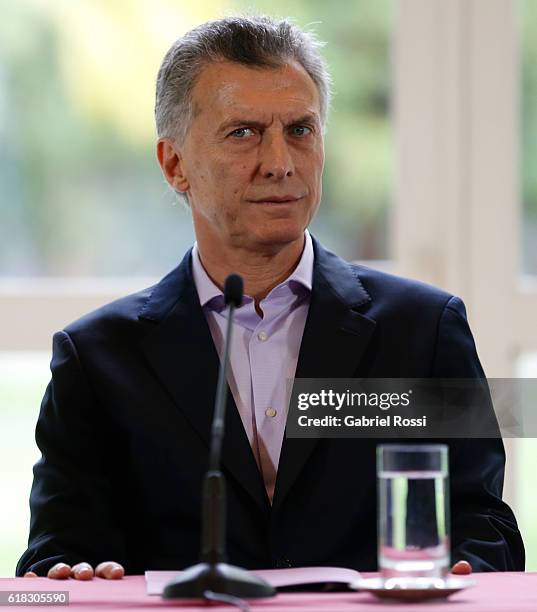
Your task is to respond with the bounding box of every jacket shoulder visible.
[351,263,457,312]
[63,283,157,342]
[61,251,191,340]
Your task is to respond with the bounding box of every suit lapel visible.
[139,251,269,512]
[273,239,377,510]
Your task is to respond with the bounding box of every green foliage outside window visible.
[520,0,537,273]
[0,0,393,276]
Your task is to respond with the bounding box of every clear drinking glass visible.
[377,444,450,580]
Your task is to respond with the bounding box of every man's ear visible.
[156,138,190,193]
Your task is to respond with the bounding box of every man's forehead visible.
[191,60,320,119]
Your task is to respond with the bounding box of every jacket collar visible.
[138,235,371,321]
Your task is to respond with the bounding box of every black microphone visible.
[163,274,276,601]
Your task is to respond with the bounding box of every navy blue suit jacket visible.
[17,238,524,576]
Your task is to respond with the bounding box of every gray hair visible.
[155,14,332,146]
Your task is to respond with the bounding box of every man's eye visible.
[291,125,312,137]
[230,127,254,138]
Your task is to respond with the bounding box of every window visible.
[0,0,394,576]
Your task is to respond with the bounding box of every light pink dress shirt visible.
[191,231,313,502]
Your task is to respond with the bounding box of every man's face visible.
[176,59,324,252]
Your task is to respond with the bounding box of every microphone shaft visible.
[202,301,236,563]
[209,303,236,471]
[201,470,226,564]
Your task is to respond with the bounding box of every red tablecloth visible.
[0,572,535,611]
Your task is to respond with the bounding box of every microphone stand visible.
[162,275,276,600]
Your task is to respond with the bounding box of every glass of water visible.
[377,444,449,580]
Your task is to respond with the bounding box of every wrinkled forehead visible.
[191,59,321,123]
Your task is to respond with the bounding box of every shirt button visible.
[265,408,277,418]
[258,331,268,341]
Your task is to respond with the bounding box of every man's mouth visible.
[249,195,304,204]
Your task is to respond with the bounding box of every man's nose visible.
[258,133,295,179]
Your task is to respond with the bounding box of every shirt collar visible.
[191,230,314,309]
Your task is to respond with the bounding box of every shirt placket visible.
[248,306,281,501]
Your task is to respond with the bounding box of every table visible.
[0,572,535,611]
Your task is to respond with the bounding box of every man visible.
[18,15,524,580]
